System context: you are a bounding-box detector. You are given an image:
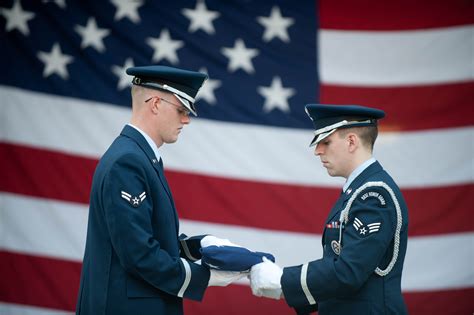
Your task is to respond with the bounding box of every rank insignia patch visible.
[121,191,146,207]
[353,217,381,236]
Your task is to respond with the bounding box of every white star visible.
[42,0,66,9]
[112,58,134,90]
[37,43,74,79]
[257,6,294,43]
[146,29,184,64]
[75,17,110,52]
[257,76,295,113]
[182,0,220,35]
[195,67,221,105]
[0,0,35,36]
[111,0,144,23]
[132,197,139,205]
[360,227,367,235]
[221,38,259,74]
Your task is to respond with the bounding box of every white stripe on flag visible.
[320,25,474,86]
[2,192,473,291]
[2,86,473,188]
[0,302,74,315]
[1,193,88,261]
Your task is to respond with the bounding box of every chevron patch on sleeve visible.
[121,191,146,208]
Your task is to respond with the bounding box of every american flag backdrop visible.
[1,0,473,314]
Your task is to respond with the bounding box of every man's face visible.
[314,130,352,178]
[153,94,191,144]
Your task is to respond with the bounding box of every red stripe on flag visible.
[403,288,474,315]
[189,286,474,315]
[321,82,474,132]
[1,142,96,205]
[171,172,474,236]
[319,0,474,30]
[2,143,473,236]
[1,251,472,314]
[0,251,81,312]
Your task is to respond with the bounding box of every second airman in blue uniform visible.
[250,104,409,315]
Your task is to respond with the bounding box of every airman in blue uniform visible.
[76,66,245,315]
[250,104,409,315]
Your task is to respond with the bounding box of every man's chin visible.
[164,137,179,144]
[326,169,336,177]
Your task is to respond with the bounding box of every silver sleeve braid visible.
[339,181,402,277]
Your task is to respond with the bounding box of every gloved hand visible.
[250,257,283,300]
[208,269,248,287]
[201,235,242,248]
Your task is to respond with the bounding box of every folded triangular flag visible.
[201,245,275,271]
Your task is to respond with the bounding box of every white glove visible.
[208,269,248,287]
[250,257,283,300]
[201,235,242,248]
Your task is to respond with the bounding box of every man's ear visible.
[150,97,160,114]
[347,133,358,152]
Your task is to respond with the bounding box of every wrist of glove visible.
[208,269,247,287]
[250,257,283,300]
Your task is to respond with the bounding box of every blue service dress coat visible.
[281,161,409,315]
[76,125,210,315]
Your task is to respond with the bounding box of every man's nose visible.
[182,115,191,124]
[314,144,323,156]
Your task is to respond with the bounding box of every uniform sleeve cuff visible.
[281,264,317,308]
[178,258,210,301]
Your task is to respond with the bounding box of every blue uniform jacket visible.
[76,125,210,315]
[281,162,409,315]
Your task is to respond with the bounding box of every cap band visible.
[309,119,375,147]
[132,77,196,103]
[132,77,198,116]
[314,119,373,137]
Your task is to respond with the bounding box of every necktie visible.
[157,158,171,194]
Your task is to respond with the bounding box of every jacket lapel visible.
[120,125,174,202]
[324,161,384,224]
